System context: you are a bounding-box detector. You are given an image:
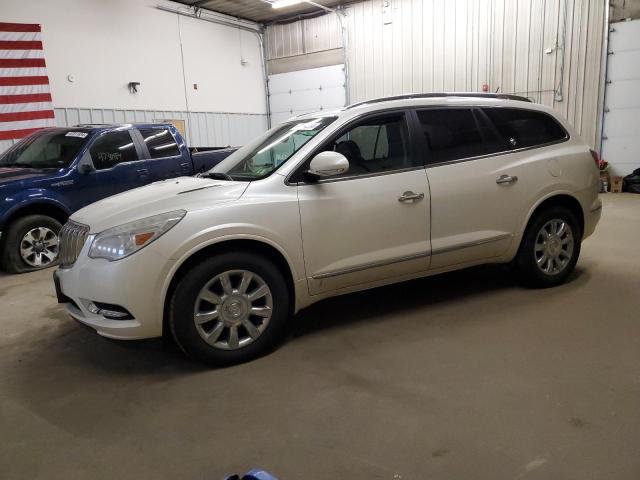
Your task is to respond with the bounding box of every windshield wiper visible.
[199,171,234,181]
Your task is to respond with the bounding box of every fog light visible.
[86,301,133,320]
[99,308,130,319]
[87,302,101,315]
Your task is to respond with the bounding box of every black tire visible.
[1,215,63,274]
[169,252,290,366]
[515,206,582,288]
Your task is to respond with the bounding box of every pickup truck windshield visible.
[0,129,89,169]
[211,116,336,180]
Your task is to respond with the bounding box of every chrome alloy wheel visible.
[19,227,59,267]
[194,270,273,350]
[534,219,574,276]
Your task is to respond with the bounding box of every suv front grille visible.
[59,221,90,268]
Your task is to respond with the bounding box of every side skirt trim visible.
[311,251,430,279]
[310,234,513,280]
[431,233,513,256]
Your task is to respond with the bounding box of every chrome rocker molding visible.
[430,233,513,256]
[311,234,513,279]
[312,251,431,279]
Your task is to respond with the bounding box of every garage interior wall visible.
[0,0,268,153]
[265,12,347,122]
[266,0,607,149]
[601,18,640,175]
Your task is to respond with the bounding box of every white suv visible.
[54,93,602,365]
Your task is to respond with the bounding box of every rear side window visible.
[483,108,567,149]
[416,109,486,163]
[139,128,180,159]
[90,131,139,170]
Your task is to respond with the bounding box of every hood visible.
[71,176,249,233]
[0,166,53,186]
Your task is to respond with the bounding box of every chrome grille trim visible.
[59,221,90,268]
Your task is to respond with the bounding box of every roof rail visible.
[344,92,532,110]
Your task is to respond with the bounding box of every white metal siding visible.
[267,12,343,59]
[344,0,606,147]
[266,0,607,148]
[0,109,267,154]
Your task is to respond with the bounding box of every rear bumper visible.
[583,196,602,240]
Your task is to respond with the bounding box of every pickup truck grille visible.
[59,221,90,268]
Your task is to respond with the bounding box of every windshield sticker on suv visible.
[65,132,88,138]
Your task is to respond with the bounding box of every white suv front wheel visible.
[169,252,290,366]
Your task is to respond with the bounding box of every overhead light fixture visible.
[268,0,336,13]
[271,0,303,8]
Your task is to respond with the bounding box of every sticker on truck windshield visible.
[65,132,88,138]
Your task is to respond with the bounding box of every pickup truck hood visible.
[0,167,52,186]
[71,176,249,233]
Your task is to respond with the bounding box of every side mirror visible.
[306,151,349,181]
[78,163,95,175]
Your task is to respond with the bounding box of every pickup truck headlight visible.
[88,210,186,261]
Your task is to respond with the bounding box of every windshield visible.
[0,129,89,169]
[211,116,336,180]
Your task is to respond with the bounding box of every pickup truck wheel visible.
[515,206,581,288]
[169,252,290,366]
[1,215,62,274]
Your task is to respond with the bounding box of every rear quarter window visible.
[483,107,567,149]
[138,128,180,158]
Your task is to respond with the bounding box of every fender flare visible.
[159,232,301,316]
[1,195,71,230]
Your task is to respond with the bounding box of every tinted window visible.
[475,111,508,153]
[90,131,139,170]
[416,109,486,163]
[139,128,180,158]
[319,114,414,178]
[483,108,567,149]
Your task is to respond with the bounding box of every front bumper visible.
[54,241,174,340]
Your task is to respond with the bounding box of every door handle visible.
[137,168,149,178]
[496,174,518,185]
[398,191,425,202]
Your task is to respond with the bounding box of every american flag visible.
[0,22,55,141]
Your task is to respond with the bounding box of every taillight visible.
[590,149,600,169]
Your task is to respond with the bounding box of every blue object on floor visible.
[224,469,278,480]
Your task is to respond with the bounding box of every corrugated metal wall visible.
[0,108,268,154]
[347,0,607,147]
[266,12,343,59]
[266,0,607,148]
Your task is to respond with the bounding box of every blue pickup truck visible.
[0,123,235,273]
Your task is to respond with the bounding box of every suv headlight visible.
[88,210,186,261]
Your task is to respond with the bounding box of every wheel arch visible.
[1,201,70,231]
[162,237,297,337]
[522,193,585,241]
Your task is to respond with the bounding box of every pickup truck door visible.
[294,110,431,295]
[77,129,151,207]
[135,127,191,182]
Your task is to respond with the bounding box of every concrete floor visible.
[0,194,639,480]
